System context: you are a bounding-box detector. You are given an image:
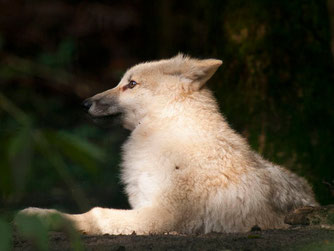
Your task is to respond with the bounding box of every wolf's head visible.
[83,54,222,130]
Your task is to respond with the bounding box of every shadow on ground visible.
[12,227,334,251]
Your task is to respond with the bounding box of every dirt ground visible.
[13,206,334,250]
[13,227,334,251]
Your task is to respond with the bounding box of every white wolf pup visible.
[20,54,318,234]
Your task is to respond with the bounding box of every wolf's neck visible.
[134,89,231,137]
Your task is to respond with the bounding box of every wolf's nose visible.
[82,99,92,111]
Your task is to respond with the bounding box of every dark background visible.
[1,0,334,215]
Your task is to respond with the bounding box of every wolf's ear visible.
[182,58,223,90]
[166,54,223,91]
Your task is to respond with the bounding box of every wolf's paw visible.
[285,205,334,228]
[15,207,67,231]
[18,207,59,217]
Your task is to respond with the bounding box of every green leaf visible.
[44,130,105,172]
[59,131,105,160]
[8,126,32,159]
[46,214,84,251]
[0,218,12,251]
[33,131,91,210]
[57,39,75,66]
[15,212,84,251]
[0,141,13,196]
[7,126,33,193]
[15,214,48,251]
[37,38,75,68]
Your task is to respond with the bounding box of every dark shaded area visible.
[0,0,333,217]
[12,227,334,251]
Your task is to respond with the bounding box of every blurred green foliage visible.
[15,215,49,251]
[0,92,108,211]
[14,213,84,251]
[38,38,75,69]
[0,218,12,251]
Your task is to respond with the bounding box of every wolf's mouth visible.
[84,112,123,129]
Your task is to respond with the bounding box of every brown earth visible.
[13,206,334,250]
[12,227,334,251]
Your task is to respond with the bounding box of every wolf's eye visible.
[127,80,137,89]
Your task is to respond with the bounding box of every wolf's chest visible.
[122,161,168,209]
[120,138,173,209]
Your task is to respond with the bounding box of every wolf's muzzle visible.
[82,98,92,111]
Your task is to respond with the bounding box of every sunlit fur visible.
[19,54,318,234]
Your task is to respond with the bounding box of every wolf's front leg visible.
[17,206,176,235]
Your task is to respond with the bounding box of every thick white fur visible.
[19,54,318,234]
